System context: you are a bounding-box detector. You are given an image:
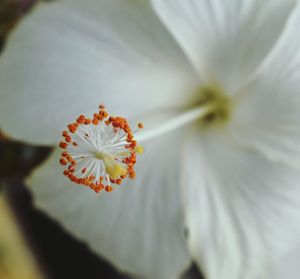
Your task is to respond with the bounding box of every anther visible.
[138,122,144,129]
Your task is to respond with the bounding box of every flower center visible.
[135,84,232,143]
[59,105,144,193]
[196,84,232,128]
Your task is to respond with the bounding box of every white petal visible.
[254,0,300,84]
[26,130,190,279]
[230,2,300,168]
[0,0,198,145]
[230,80,300,169]
[268,245,300,279]
[151,0,296,93]
[182,129,300,279]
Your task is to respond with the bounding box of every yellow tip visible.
[134,145,144,154]
[102,155,127,179]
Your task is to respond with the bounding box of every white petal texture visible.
[0,0,199,145]
[151,0,296,93]
[230,2,300,168]
[268,245,300,279]
[183,129,300,279]
[27,130,190,279]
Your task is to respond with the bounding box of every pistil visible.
[136,84,232,143]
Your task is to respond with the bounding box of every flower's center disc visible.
[196,84,232,128]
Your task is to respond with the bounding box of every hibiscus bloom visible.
[1,0,300,278]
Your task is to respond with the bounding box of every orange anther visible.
[95,185,104,193]
[138,122,144,129]
[65,135,71,143]
[66,155,73,162]
[85,118,91,125]
[105,186,113,192]
[90,184,97,190]
[61,151,68,157]
[62,131,69,137]
[93,113,100,119]
[59,158,67,166]
[88,175,95,181]
[129,172,136,179]
[92,118,99,125]
[76,115,86,124]
[116,179,122,185]
[59,142,68,149]
[67,123,78,133]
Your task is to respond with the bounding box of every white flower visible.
[1,0,300,279]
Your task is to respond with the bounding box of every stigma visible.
[59,105,144,193]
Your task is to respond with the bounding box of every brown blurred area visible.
[0,0,36,48]
[0,194,44,279]
[0,2,45,279]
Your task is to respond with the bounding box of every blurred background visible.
[0,1,203,278]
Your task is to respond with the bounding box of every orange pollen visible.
[105,186,113,192]
[59,158,67,166]
[58,105,144,194]
[59,142,68,149]
[138,122,144,129]
[62,131,68,137]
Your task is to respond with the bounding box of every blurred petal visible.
[182,129,300,279]
[268,245,300,279]
[26,130,190,279]
[0,0,198,145]
[230,2,300,168]
[254,0,300,83]
[151,0,296,93]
